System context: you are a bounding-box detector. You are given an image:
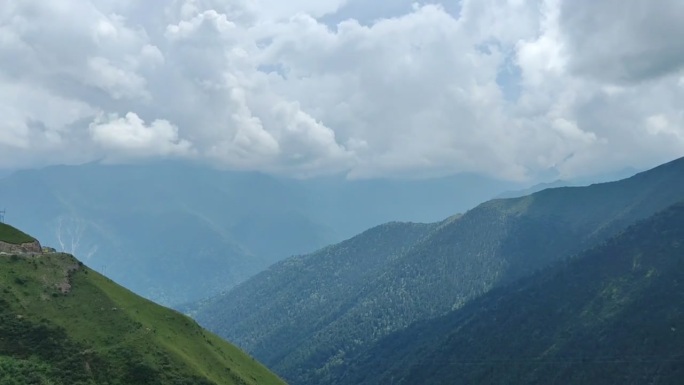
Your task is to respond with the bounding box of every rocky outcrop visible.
[0,239,43,254]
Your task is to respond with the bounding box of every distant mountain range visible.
[191,156,684,385]
[0,161,518,305]
[0,222,285,385]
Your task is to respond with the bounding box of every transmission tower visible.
[0,209,5,223]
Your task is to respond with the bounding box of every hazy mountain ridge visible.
[0,222,286,385]
[337,201,684,384]
[0,161,518,305]
[0,162,318,305]
[193,156,684,385]
[495,166,640,199]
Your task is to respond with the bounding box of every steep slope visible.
[193,221,439,361]
[0,161,516,305]
[0,223,286,385]
[194,156,684,385]
[0,222,42,254]
[340,201,684,385]
[0,222,36,244]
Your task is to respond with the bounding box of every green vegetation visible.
[193,221,438,365]
[193,156,684,385]
[0,223,36,244]
[0,248,286,384]
[338,202,684,384]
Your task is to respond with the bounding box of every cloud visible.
[86,57,149,100]
[89,112,193,160]
[0,78,97,168]
[254,0,349,19]
[559,0,684,84]
[1,0,683,180]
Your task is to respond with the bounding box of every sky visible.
[1,0,683,181]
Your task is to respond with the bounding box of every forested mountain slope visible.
[339,201,684,385]
[193,221,439,357]
[0,223,286,385]
[194,156,684,385]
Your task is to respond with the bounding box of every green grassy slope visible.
[0,251,286,385]
[194,156,684,385]
[339,201,684,385]
[0,222,36,244]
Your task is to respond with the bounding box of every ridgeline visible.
[0,222,286,385]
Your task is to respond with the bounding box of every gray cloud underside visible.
[1,0,683,180]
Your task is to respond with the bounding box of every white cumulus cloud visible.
[89,112,193,160]
[0,0,683,180]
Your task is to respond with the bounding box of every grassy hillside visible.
[339,202,684,385]
[0,222,36,244]
[0,250,286,385]
[193,156,684,385]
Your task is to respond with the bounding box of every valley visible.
[192,156,684,384]
[0,162,517,306]
[2,2,682,384]
[2,157,683,384]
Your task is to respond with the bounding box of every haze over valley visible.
[2,0,684,384]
